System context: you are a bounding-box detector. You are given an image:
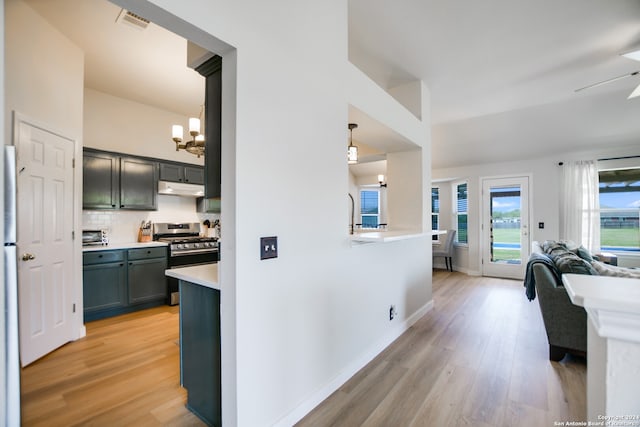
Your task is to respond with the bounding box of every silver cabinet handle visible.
[21,253,35,261]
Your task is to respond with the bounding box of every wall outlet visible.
[260,236,278,260]
[389,305,396,321]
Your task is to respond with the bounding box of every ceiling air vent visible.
[116,9,150,31]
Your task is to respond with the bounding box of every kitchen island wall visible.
[83,195,219,243]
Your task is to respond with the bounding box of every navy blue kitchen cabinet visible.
[180,280,221,427]
[119,156,158,210]
[83,247,168,321]
[159,161,205,185]
[83,148,158,211]
[82,251,127,317]
[195,55,222,199]
[127,247,168,305]
[83,150,119,209]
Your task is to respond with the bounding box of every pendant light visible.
[348,123,358,164]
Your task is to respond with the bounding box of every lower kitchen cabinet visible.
[83,255,126,315]
[128,248,168,304]
[180,280,221,427]
[83,247,168,322]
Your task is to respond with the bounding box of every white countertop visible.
[165,264,220,291]
[350,230,430,243]
[82,241,168,252]
[562,273,640,313]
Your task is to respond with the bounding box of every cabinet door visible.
[159,162,183,182]
[83,261,126,313]
[183,166,204,184]
[128,257,167,304]
[83,150,119,209]
[120,157,158,210]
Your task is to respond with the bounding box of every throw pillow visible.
[574,246,594,263]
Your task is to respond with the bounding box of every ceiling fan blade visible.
[575,70,640,93]
[628,82,640,99]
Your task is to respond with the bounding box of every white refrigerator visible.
[3,145,20,426]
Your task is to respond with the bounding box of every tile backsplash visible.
[83,194,219,243]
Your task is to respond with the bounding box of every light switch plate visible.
[260,236,278,260]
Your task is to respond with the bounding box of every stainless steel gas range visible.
[153,222,219,305]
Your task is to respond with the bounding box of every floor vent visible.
[116,9,150,31]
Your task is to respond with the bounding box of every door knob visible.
[22,253,35,261]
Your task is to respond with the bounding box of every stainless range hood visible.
[158,180,205,197]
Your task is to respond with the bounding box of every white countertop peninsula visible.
[350,229,430,244]
[165,263,220,291]
[82,241,168,252]
[562,273,640,421]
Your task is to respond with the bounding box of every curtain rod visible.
[558,155,640,166]
[598,155,640,161]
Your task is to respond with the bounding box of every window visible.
[598,168,640,252]
[431,187,439,241]
[455,182,468,244]
[360,190,380,229]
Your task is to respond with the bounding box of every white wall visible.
[114,1,433,426]
[4,0,84,146]
[0,0,7,421]
[5,0,85,340]
[432,143,640,274]
[84,88,204,165]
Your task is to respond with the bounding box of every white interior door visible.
[481,176,530,280]
[16,117,75,366]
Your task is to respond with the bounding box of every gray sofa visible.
[526,241,588,361]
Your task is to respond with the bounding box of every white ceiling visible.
[25,0,205,117]
[349,0,640,169]
[25,0,640,172]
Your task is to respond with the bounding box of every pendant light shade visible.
[348,123,358,164]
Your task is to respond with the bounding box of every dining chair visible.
[433,230,456,272]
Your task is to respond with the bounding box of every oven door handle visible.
[171,249,219,256]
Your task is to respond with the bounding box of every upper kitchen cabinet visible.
[83,149,119,209]
[159,161,205,185]
[195,55,222,199]
[120,156,158,210]
[83,148,158,211]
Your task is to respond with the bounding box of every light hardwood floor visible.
[20,271,586,426]
[20,305,205,426]
[296,271,587,427]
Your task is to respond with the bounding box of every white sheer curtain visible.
[560,160,601,252]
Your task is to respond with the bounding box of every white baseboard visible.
[273,299,435,427]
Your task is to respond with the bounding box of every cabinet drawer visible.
[128,246,167,260]
[83,250,125,265]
